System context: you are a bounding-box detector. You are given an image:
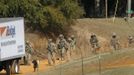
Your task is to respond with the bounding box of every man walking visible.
[24,41,33,65]
[57,34,68,61]
[110,33,120,51]
[128,36,134,47]
[47,39,56,65]
[89,33,100,54]
[70,35,76,51]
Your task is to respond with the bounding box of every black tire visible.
[11,60,20,74]
[0,66,3,72]
[5,62,11,75]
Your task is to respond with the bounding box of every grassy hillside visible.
[25,18,134,75]
[26,18,134,59]
[73,18,134,58]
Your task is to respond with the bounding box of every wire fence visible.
[43,48,134,75]
[43,19,134,75]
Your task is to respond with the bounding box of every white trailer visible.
[0,17,25,75]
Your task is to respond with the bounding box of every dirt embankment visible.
[25,18,134,59]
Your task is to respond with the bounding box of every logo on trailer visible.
[0,25,16,38]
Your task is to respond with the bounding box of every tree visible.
[0,0,9,17]
[0,0,84,35]
[80,0,129,17]
[60,0,84,20]
[43,6,67,34]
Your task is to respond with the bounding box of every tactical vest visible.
[58,39,66,49]
[26,43,32,54]
[90,37,98,44]
[111,38,119,46]
[47,43,54,53]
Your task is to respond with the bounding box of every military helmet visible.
[48,39,52,42]
[91,33,95,36]
[129,36,133,39]
[91,33,96,38]
[71,35,75,38]
[26,41,29,44]
[68,37,72,41]
[112,32,116,36]
[112,32,117,38]
[59,34,64,38]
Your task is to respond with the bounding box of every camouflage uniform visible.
[66,37,72,61]
[56,34,63,59]
[24,41,33,65]
[90,34,99,54]
[70,35,76,51]
[110,33,120,50]
[57,34,68,61]
[128,36,133,47]
[47,39,56,65]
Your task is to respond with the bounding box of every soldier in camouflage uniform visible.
[57,34,68,61]
[110,33,120,50]
[56,34,63,60]
[128,36,134,47]
[89,33,100,54]
[47,39,56,65]
[24,41,33,65]
[66,37,72,61]
[70,35,76,52]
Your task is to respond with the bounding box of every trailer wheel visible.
[6,62,11,75]
[0,66,3,71]
[11,60,20,74]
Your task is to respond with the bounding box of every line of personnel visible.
[47,34,76,65]
[47,33,134,65]
[24,32,134,68]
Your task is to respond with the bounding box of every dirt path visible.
[18,49,134,75]
[20,49,134,75]
[0,59,65,75]
[1,50,134,75]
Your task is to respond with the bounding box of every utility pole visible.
[113,0,119,22]
[95,0,100,17]
[128,0,132,18]
[105,0,108,19]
